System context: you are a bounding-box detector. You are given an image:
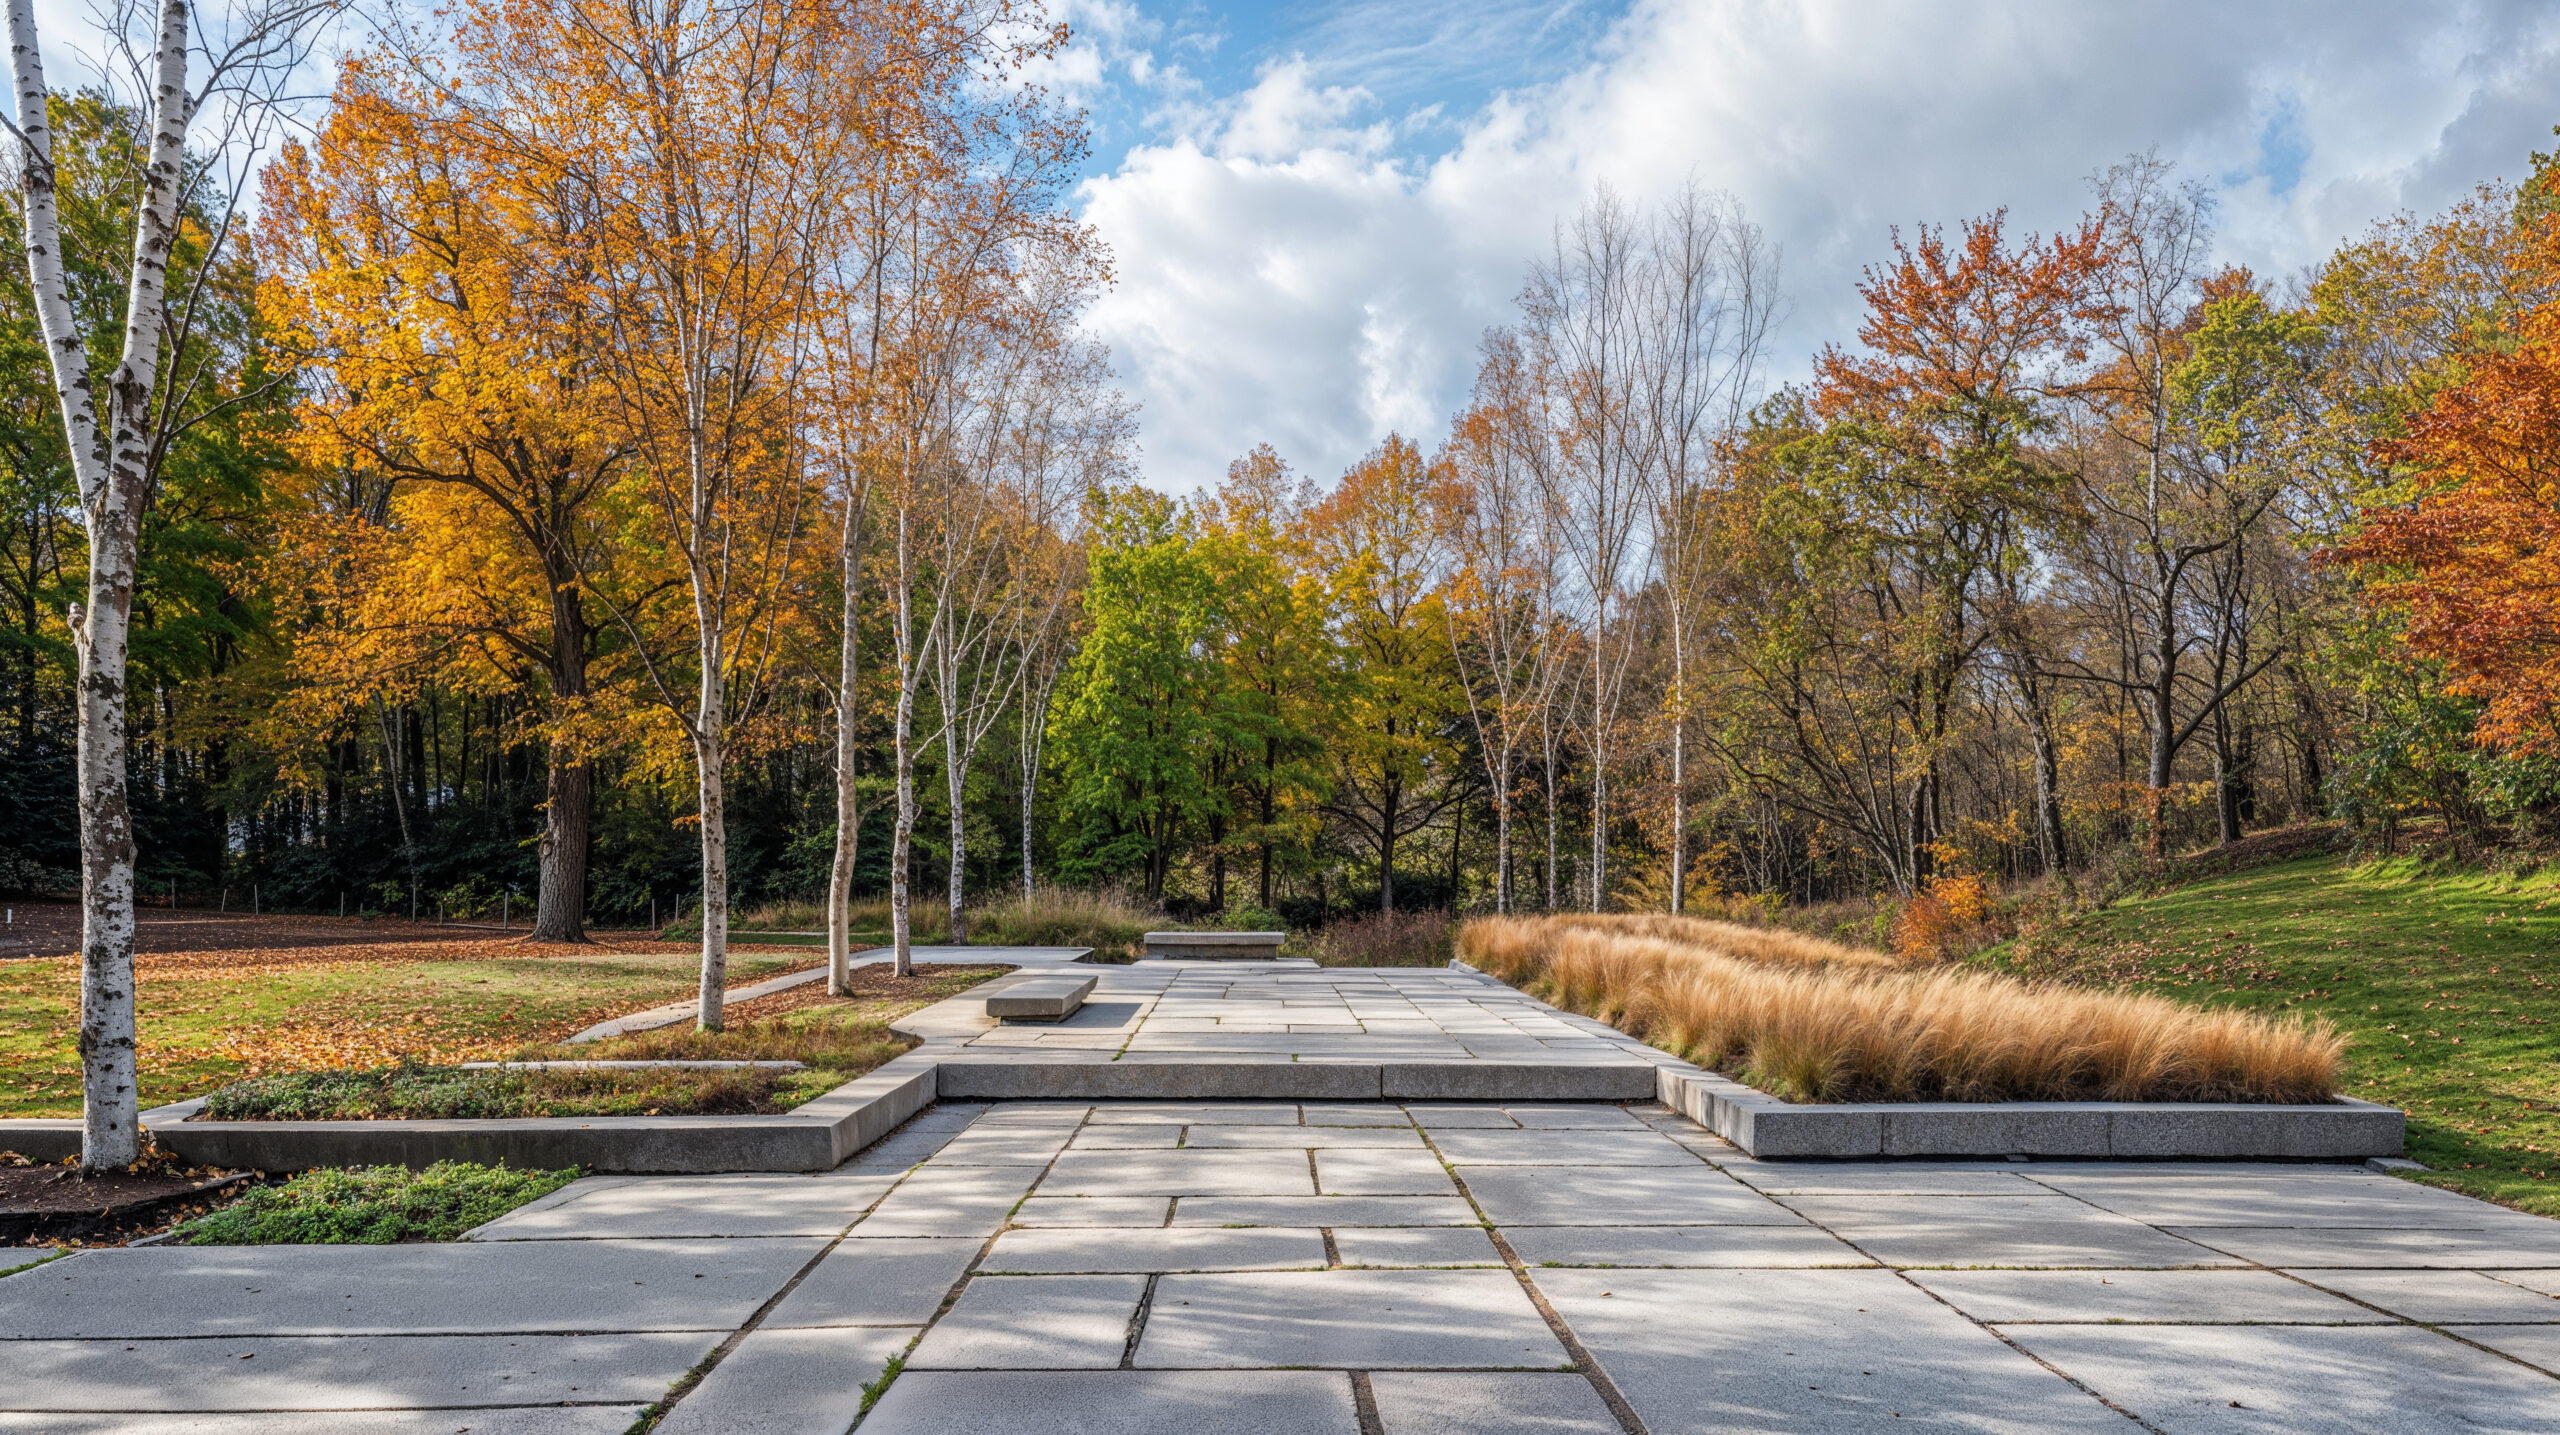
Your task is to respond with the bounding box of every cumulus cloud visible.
[1074,0,2560,490]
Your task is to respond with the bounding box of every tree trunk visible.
[890,676,918,979]
[692,722,729,1029]
[827,516,863,995]
[946,737,969,942]
[534,758,590,940]
[74,541,140,1167]
[533,579,590,943]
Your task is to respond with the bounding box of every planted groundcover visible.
[177,1162,578,1243]
[1463,914,2345,1105]
[192,963,1003,1121]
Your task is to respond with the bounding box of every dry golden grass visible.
[1459,915,2345,1104]
[1524,912,1910,970]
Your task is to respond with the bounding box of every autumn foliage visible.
[2337,214,2560,754]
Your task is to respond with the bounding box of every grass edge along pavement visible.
[1980,845,2560,1219]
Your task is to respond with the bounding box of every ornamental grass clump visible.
[1458,916,2344,1105]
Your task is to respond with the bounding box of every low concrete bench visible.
[1144,930,1287,960]
[986,974,1097,1022]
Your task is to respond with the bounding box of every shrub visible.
[200,1061,845,1119]
[1457,915,2345,1105]
[178,1162,577,1244]
[1312,909,1453,967]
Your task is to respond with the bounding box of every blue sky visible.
[1039,0,2560,493]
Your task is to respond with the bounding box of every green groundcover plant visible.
[179,1162,579,1244]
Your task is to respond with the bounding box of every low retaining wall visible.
[933,1057,1661,1103]
[1658,1067,2405,1160]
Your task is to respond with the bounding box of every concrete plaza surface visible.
[5,1100,2560,1433]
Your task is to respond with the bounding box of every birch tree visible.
[7,0,334,1167]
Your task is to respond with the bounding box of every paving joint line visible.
[1414,1119,1649,1435]
[634,1163,914,1432]
[1349,1368,1385,1434]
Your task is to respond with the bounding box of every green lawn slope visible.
[1980,846,2560,1218]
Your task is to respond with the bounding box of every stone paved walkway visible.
[7,1098,2560,1433]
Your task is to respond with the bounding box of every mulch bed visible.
[719,962,1012,1022]
[0,1161,252,1246]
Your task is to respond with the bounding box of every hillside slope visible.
[1980,851,2560,1216]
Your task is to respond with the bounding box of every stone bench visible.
[1143,930,1287,960]
[985,974,1097,1022]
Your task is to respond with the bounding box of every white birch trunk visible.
[11,0,195,1169]
[691,610,729,1027]
[889,506,919,978]
[826,504,863,995]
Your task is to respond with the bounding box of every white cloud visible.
[1075,0,2560,491]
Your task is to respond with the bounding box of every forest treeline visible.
[8,0,2560,969]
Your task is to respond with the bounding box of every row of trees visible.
[13,0,2560,1167]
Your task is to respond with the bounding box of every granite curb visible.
[1656,1067,2406,1160]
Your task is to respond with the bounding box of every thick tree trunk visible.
[533,581,590,943]
[534,758,590,940]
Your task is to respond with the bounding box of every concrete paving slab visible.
[900,1104,991,1132]
[1785,1195,2237,1268]
[1428,1129,1696,1165]
[1043,1149,1317,1196]
[1084,1103,1305,1125]
[1137,1269,1566,1369]
[0,1240,822,1337]
[1329,1227,1503,1267]
[1182,1125,1426,1149]
[1300,1104,1415,1126]
[1171,1196,1479,1227]
[651,1325,912,1435]
[1503,1224,1872,1268]
[1314,1149,1459,1196]
[466,1174,896,1239]
[979,1227,1328,1273]
[1500,1105,1649,1130]
[0,1331,714,1410]
[1536,1266,2128,1433]
[2035,1173,2520,1227]
[2498,1269,2560,1297]
[2004,1323,2560,1432]
[852,1166,1043,1237]
[1912,1268,2387,1324]
[1016,1196,1175,1225]
[759,1238,980,1328]
[974,1103,1092,1125]
[1458,1165,1803,1226]
[841,1124,961,1169]
[860,1370,1360,1434]
[1367,1372,1619,1433]
[2168,1226,2560,1268]
[924,1128,1078,1165]
[2292,1268,2560,1323]
[907,1274,1147,1368]
[1404,1106,1520,1129]
[2445,1324,2560,1372]
[1718,1164,2046,1196]
[1069,1126,1183,1149]
[0,1413,646,1435]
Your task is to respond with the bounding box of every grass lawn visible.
[1982,846,2560,1218]
[0,939,828,1120]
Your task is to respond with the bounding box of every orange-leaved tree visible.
[2335,213,2560,755]
[259,67,641,942]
